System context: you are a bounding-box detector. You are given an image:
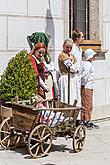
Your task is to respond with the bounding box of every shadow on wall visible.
[45,0,55,61]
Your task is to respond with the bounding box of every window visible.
[69,0,89,39]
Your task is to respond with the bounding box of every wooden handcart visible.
[0,101,86,158]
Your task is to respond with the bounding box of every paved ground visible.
[0,120,110,165]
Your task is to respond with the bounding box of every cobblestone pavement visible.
[0,120,110,165]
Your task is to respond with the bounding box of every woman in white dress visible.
[58,39,80,105]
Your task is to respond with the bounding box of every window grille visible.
[69,0,89,39]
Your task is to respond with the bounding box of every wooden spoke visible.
[28,124,52,158]
[1,130,10,135]
[76,139,83,150]
[41,127,46,137]
[35,145,40,156]
[7,138,10,148]
[37,130,41,139]
[1,135,10,143]
[40,144,44,154]
[30,142,39,150]
[73,125,86,153]
[30,137,39,142]
[42,133,51,141]
[0,117,21,149]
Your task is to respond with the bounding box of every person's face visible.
[35,48,45,60]
[77,32,84,44]
[63,42,73,54]
[89,55,96,62]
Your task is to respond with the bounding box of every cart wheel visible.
[73,125,86,153]
[28,124,52,158]
[0,117,21,149]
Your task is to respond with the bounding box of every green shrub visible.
[0,50,38,101]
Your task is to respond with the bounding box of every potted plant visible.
[0,50,38,102]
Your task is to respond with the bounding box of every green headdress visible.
[27,32,51,49]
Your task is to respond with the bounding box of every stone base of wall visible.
[92,104,110,120]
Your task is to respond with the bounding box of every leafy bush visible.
[0,50,38,101]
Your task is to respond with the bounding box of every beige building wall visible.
[0,0,67,75]
[92,0,110,120]
[1,0,110,120]
[89,0,99,39]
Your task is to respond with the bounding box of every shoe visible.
[84,122,92,130]
[91,123,99,129]
[84,121,99,130]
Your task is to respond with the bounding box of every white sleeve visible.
[44,61,55,72]
[71,43,76,55]
[39,77,48,91]
[74,62,81,73]
[81,63,91,85]
[64,59,79,73]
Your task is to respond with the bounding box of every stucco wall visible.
[0,0,65,75]
[0,0,110,120]
[92,0,110,120]
[89,0,99,39]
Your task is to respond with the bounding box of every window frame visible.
[69,0,89,39]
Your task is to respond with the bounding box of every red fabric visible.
[30,54,46,100]
[30,55,39,76]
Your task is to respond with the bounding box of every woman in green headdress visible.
[28,32,58,102]
[30,42,48,99]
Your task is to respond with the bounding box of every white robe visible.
[71,43,83,108]
[58,57,81,106]
[71,43,83,87]
[58,74,80,105]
